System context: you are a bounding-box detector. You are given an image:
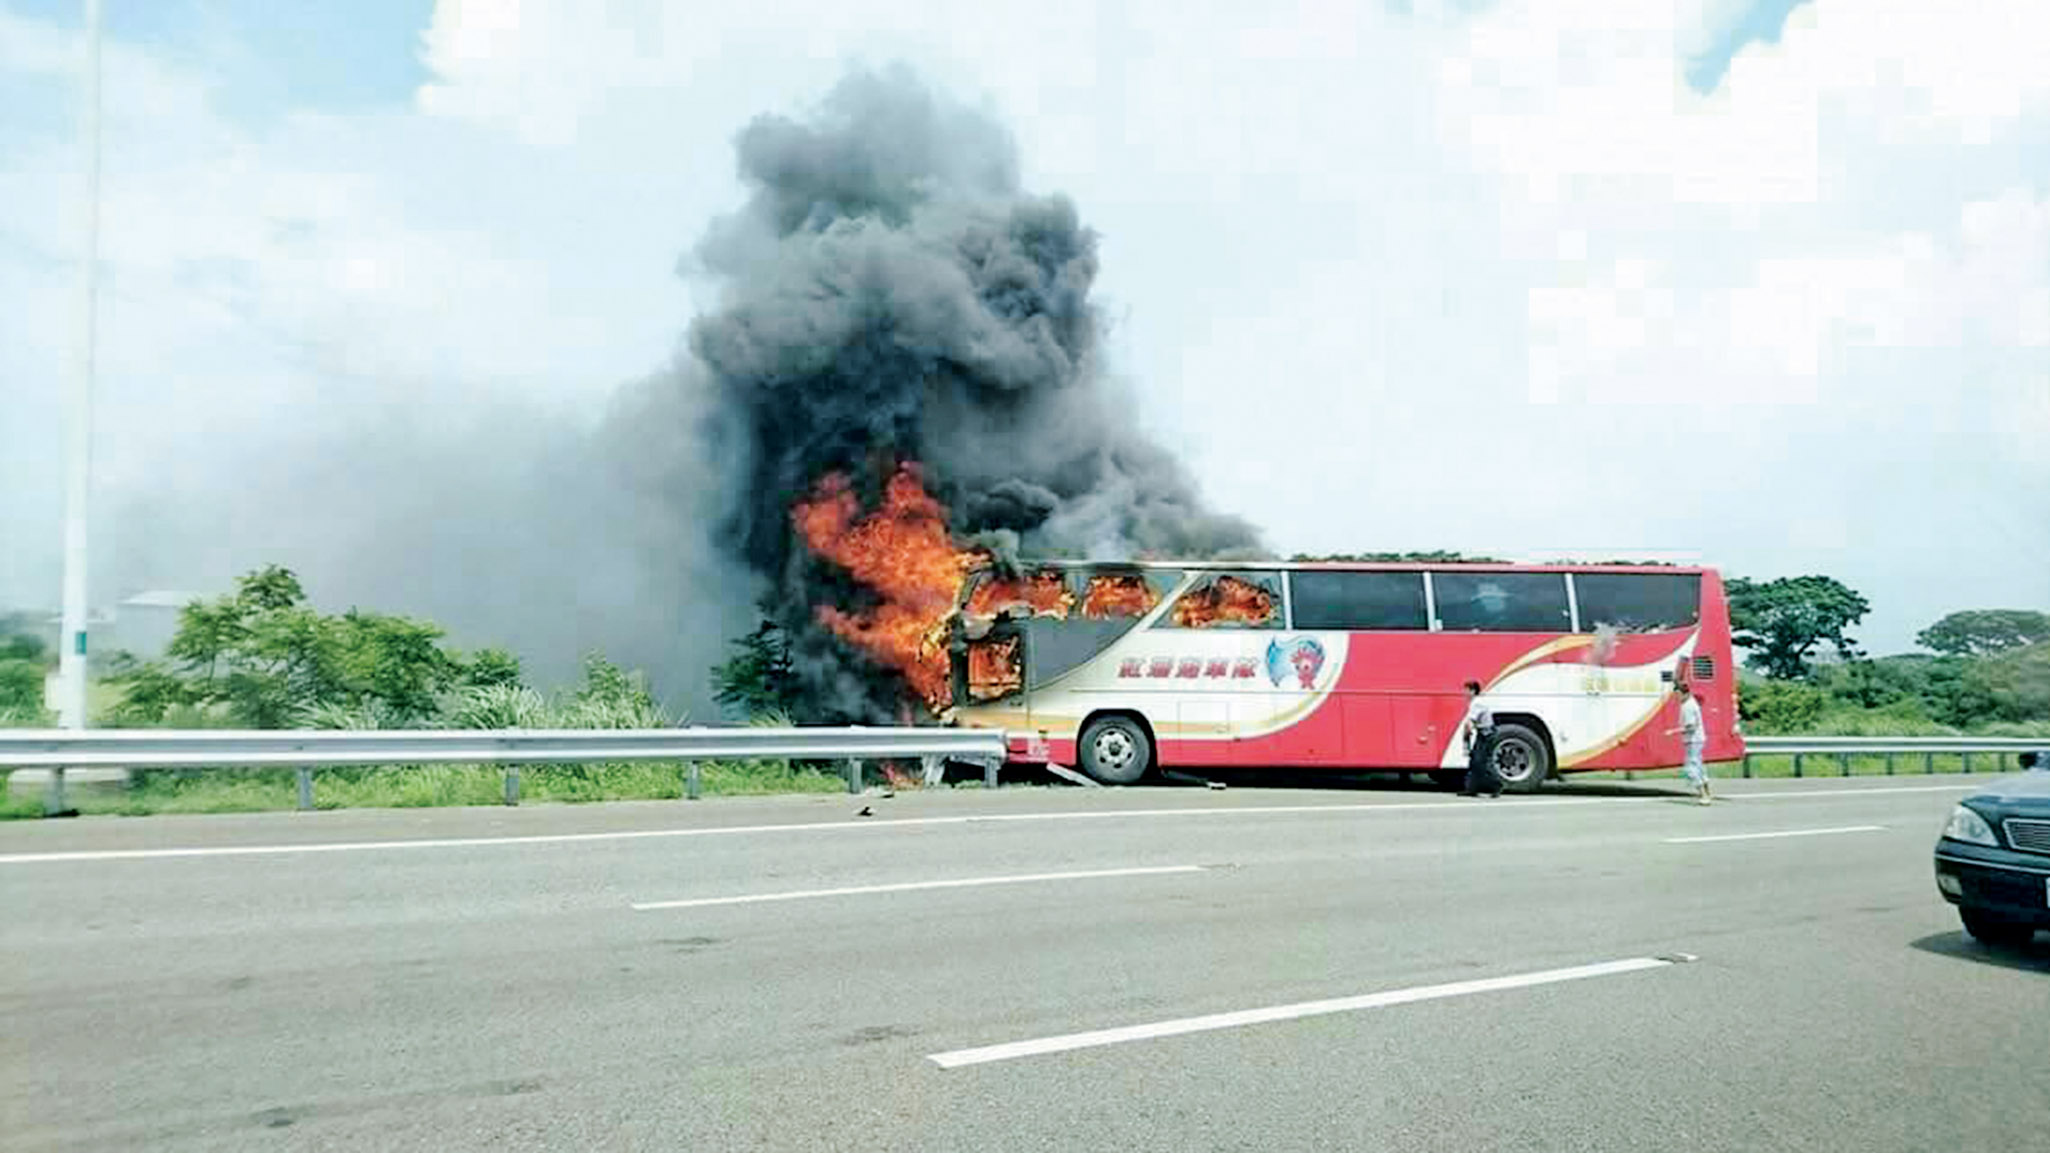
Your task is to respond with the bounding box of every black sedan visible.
[1934,750,2050,947]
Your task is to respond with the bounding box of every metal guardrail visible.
[1743,736,2044,754]
[1736,736,2044,779]
[0,727,1011,813]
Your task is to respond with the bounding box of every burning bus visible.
[788,464,1741,789]
[943,560,1745,789]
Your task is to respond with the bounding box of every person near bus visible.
[1459,680,1503,797]
[1665,682,1711,805]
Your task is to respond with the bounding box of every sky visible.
[0,0,2045,702]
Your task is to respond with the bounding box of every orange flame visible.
[1170,575,1277,628]
[966,636,1024,701]
[1082,574,1158,619]
[966,570,1073,621]
[792,465,976,712]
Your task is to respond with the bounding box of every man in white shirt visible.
[1459,679,1503,797]
[1666,682,1710,805]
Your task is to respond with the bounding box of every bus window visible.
[1289,571,1428,631]
[1025,569,1183,685]
[1572,573,1702,633]
[1157,571,1283,630]
[1432,571,1571,632]
[965,635,1024,701]
[963,569,1074,622]
[1080,571,1164,618]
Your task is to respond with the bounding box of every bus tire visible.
[1489,723,1551,793]
[1078,714,1152,785]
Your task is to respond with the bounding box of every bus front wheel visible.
[1489,723,1552,793]
[1079,715,1152,785]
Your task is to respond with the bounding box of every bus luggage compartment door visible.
[1174,699,1234,768]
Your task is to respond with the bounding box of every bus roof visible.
[1007,559,1715,576]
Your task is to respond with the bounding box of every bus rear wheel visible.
[1078,715,1152,785]
[1489,723,1551,793]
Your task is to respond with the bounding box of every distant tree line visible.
[1728,576,2048,733]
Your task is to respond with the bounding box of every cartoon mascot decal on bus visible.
[1266,637,1328,690]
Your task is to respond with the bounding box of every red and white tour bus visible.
[946,561,1744,789]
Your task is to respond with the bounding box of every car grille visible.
[2004,818,2050,855]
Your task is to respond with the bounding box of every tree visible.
[1727,575,1871,680]
[0,616,51,716]
[0,658,43,713]
[1969,641,2050,725]
[711,616,800,720]
[108,565,478,728]
[1915,609,2050,658]
[331,610,459,724]
[462,647,524,689]
[1,632,47,664]
[558,653,669,729]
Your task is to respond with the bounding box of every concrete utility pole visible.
[52,0,104,814]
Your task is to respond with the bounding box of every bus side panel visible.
[1156,629,1699,771]
[1695,570,1745,763]
[1328,630,1701,771]
[974,569,1736,775]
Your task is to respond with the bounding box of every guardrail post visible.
[1963,752,1972,775]
[984,757,998,789]
[1793,753,1804,778]
[1924,752,1934,775]
[296,767,314,811]
[845,758,862,795]
[503,765,521,806]
[683,761,700,800]
[1838,753,1850,778]
[1741,754,1753,779]
[1885,753,1895,776]
[45,767,69,816]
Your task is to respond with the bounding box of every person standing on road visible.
[1666,682,1711,805]
[1459,680,1503,798]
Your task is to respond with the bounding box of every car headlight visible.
[1943,805,1998,847]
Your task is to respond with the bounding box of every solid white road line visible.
[1664,824,1886,844]
[0,783,1976,865]
[1723,785,1973,800]
[631,865,1204,911]
[926,956,1679,1068]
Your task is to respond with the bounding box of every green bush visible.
[0,658,44,712]
[1805,706,1957,737]
[1738,678,1828,733]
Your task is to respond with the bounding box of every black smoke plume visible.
[662,66,1265,721]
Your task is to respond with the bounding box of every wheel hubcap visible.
[1095,730,1133,769]
[1493,740,1533,783]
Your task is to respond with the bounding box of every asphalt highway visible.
[3,777,2044,1151]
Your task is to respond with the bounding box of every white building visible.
[106,591,202,661]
